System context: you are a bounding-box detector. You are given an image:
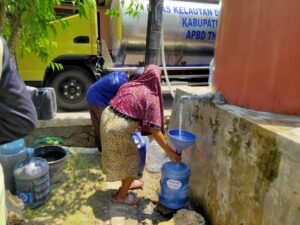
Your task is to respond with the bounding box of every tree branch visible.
[7,0,36,55]
[7,19,23,55]
[0,0,5,32]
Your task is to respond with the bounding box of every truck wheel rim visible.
[61,79,84,102]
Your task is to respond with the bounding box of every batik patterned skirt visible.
[100,107,140,182]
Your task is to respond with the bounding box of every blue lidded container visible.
[0,139,27,193]
[132,131,147,177]
[0,139,25,155]
[159,162,191,209]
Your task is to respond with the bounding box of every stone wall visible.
[169,88,300,225]
[25,111,172,148]
[25,112,96,147]
[25,125,96,147]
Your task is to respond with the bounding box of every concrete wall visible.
[25,110,172,148]
[170,88,300,225]
[25,112,96,148]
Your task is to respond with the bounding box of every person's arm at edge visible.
[0,37,37,144]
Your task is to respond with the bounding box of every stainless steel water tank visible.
[110,0,220,65]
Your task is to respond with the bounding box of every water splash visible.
[178,102,183,136]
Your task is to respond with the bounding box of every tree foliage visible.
[0,0,94,61]
[104,0,144,18]
[0,0,142,63]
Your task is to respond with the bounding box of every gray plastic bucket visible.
[34,146,68,184]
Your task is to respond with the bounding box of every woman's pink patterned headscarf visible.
[110,64,164,131]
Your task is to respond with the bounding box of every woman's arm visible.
[147,127,181,163]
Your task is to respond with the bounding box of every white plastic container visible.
[146,139,167,173]
[143,136,150,149]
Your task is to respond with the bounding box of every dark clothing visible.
[86,72,128,151]
[86,72,128,106]
[88,105,105,151]
[0,37,37,144]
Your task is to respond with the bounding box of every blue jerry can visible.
[132,131,147,177]
[159,162,191,209]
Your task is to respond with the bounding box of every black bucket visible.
[34,146,68,184]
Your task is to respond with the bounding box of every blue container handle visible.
[132,131,147,176]
[132,131,146,149]
[26,148,34,162]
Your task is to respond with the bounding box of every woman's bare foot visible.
[129,180,144,190]
[111,192,139,205]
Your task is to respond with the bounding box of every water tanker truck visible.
[16,0,220,111]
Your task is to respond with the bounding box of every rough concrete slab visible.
[37,107,173,129]
[67,147,100,155]
[37,85,201,129]
[26,109,173,148]
[38,112,92,128]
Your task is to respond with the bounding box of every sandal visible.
[111,193,139,205]
[129,180,144,190]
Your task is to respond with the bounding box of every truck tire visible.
[48,66,94,111]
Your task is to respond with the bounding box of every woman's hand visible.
[147,126,182,163]
[165,146,181,163]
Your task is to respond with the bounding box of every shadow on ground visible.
[24,151,167,225]
[88,188,166,224]
[24,151,105,224]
